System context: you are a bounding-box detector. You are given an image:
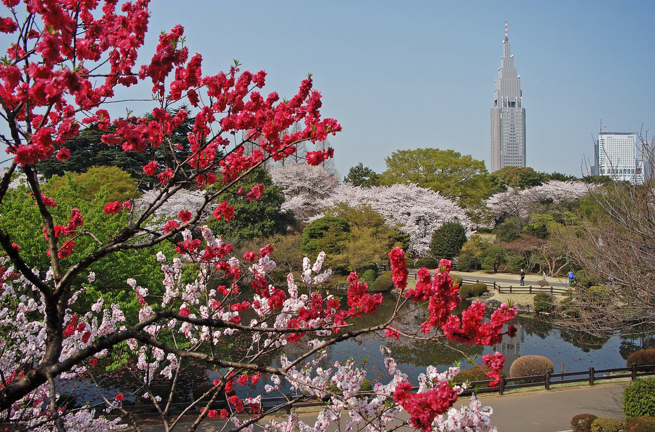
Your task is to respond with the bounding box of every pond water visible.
[68,293,654,405]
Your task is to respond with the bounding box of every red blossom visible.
[206,410,218,419]
[178,307,190,317]
[56,147,70,161]
[143,161,158,176]
[220,409,229,420]
[115,394,124,402]
[163,219,179,234]
[89,358,98,367]
[104,201,121,215]
[237,375,248,386]
[213,201,235,222]
[178,209,192,222]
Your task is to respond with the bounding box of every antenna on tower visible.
[505,21,508,40]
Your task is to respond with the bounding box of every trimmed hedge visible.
[571,414,598,432]
[626,348,655,371]
[415,257,438,269]
[624,416,655,432]
[370,272,394,292]
[590,418,623,432]
[536,279,548,287]
[510,355,554,383]
[534,293,555,313]
[469,283,487,297]
[459,285,471,299]
[622,377,655,418]
[361,269,378,284]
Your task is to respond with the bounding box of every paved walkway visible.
[133,382,627,431]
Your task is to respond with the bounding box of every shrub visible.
[510,355,554,383]
[536,279,548,287]
[370,272,394,292]
[430,221,467,261]
[454,366,506,389]
[581,286,611,307]
[361,269,378,284]
[624,416,655,432]
[458,285,471,299]
[360,379,373,392]
[457,253,473,272]
[451,275,463,286]
[622,377,655,418]
[626,348,655,371]
[590,418,623,432]
[534,293,555,313]
[469,283,488,297]
[415,257,438,269]
[571,414,598,432]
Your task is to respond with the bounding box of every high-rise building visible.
[490,22,526,173]
[594,131,645,184]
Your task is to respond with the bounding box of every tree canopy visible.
[343,162,380,187]
[380,148,491,207]
[429,221,468,261]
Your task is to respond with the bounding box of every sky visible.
[4,1,655,179]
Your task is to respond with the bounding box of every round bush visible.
[624,416,655,432]
[534,293,555,313]
[536,279,548,287]
[510,355,554,383]
[571,414,598,432]
[622,377,655,418]
[451,275,463,286]
[370,273,394,292]
[457,253,473,272]
[360,379,373,392]
[458,285,471,299]
[627,348,655,371]
[469,283,487,297]
[415,257,438,269]
[361,269,378,284]
[591,418,624,432]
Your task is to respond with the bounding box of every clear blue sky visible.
[5,1,655,178]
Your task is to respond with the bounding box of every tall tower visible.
[490,22,526,173]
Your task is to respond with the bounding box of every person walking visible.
[520,269,525,286]
[542,271,546,281]
[568,270,575,287]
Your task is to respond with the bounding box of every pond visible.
[66,293,654,405]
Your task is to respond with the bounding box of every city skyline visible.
[2,1,653,179]
[490,22,527,172]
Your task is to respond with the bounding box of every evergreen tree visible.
[208,167,296,240]
[429,221,467,261]
[343,163,379,187]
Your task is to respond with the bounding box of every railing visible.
[116,363,655,415]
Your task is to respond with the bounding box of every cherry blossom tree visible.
[269,164,338,221]
[0,2,516,431]
[312,184,473,257]
[485,180,594,224]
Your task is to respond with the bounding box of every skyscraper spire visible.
[490,22,526,172]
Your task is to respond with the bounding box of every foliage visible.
[380,148,491,207]
[343,162,380,187]
[207,167,296,240]
[495,216,523,242]
[489,166,545,194]
[37,110,194,182]
[415,257,438,269]
[571,414,599,432]
[626,349,655,370]
[624,416,655,432]
[46,166,142,203]
[504,251,527,273]
[509,355,554,382]
[622,378,655,418]
[361,269,378,284]
[537,280,548,287]
[430,221,467,261]
[458,235,492,271]
[458,285,471,299]
[301,216,351,256]
[369,272,395,292]
[534,293,555,313]
[454,366,505,388]
[481,245,505,273]
[590,418,624,432]
[469,283,488,297]
[451,275,463,285]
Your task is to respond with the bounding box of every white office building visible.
[490,22,526,173]
[595,132,645,184]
